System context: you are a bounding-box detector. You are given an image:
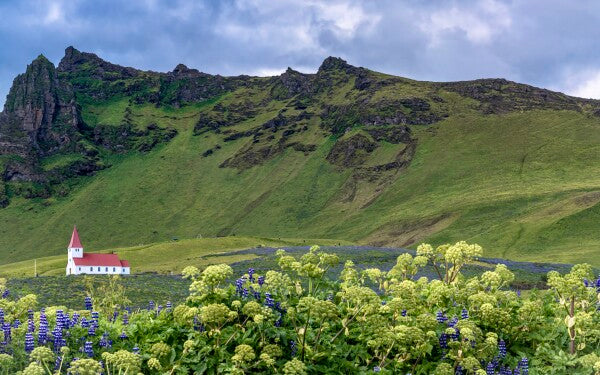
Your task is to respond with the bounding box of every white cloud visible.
[561,70,600,99]
[251,68,285,77]
[422,0,512,45]
[43,1,65,25]
[216,0,380,53]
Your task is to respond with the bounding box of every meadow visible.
[2,244,580,310]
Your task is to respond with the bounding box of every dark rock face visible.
[365,125,412,144]
[161,65,243,107]
[92,123,177,152]
[441,78,596,114]
[2,55,82,157]
[318,57,353,73]
[272,68,313,99]
[58,46,139,79]
[320,97,441,135]
[326,133,378,167]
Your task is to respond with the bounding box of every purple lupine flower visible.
[27,309,34,320]
[2,323,11,344]
[119,331,128,339]
[84,341,93,357]
[91,311,99,323]
[254,291,261,300]
[448,317,458,328]
[81,317,90,328]
[62,312,70,329]
[257,276,265,286]
[157,305,163,315]
[132,346,140,354]
[54,356,62,370]
[88,324,96,336]
[242,288,249,298]
[498,339,507,358]
[0,308,4,326]
[518,357,529,375]
[439,333,448,349]
[193,315,204,332]
[248,268,255,282]
[38,314,48,345]
[2,289,9,299]
[71,312,80,326]
[436,311,447,323]
[112,311,119,322]
[28,319,35,333]
[166,301,172,309]
[99,333,110,348]
[461,308,469,319]
[25,332,34,352]
[401,309,407,316]
[235,278,245,296]
[290,340,297,356]
[52,326,64,350]
[451,328,460,341]
[486,362,495,375]
[13,319,20,328]
[149,300,155,310]
[84,296,93,310]
[374,366,381,372]
[264,293,275,308]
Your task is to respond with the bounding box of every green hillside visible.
[1,48,600,267]
[0,236,352,277]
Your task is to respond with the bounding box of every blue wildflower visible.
[25,332,34,352]
[84,341,93,357]
[498,339,506,358]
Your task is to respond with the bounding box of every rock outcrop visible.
[1,54,81,158]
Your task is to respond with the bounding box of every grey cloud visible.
[2,0,600,105]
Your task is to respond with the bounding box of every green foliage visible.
[84,275,131,316]
[0,243,598,374]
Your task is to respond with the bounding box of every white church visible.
[65,226,131,275]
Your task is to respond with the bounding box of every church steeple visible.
[68,226,83,259]
[68,225,83,248]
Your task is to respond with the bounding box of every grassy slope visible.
[0,236,353,277]
[1,84,600,268]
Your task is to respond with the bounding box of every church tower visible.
[68,226,84,259]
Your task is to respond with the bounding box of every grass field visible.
[0,236,353,277]
[5,244,577,310]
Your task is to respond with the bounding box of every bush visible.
[0,242,598,374]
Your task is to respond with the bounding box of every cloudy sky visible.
[1,0,600,105]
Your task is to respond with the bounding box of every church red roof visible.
[73,253,130,267]
[68,226,83,248]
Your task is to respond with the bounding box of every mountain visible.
[1,46,600,267]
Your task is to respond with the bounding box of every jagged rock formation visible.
[2,55,81,156]
[0,49,179,203]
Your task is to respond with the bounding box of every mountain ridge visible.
[1,46,600,267]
